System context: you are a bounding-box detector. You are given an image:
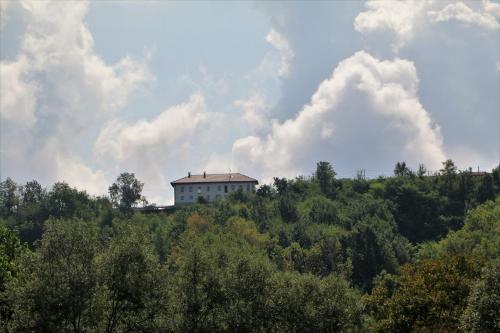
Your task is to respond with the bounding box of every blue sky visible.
[1,0,499,204]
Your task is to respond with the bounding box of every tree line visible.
[0,160,499,332]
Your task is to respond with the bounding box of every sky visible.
[1,0,499,204]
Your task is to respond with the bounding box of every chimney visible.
[188,171,191,178]
[203,171,206,178]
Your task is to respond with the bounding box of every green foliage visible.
[277,195,299,223]
[418,198,500,259]
[461,259,500,332]
[1,160,499,331]
[367,256,485,333]
[109,172,146,215]
[315,161,338,198]
[382,177,445,243]
[306,196,340,225]
[95,223,165,332]
[268,272,364,333]
[346,216,412,290]
[0,226,25,327]
[6,220,100,332]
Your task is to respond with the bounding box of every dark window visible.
[180,186,184,192]
[189,186,193,192]
[224,185,228,193]
[247,184,250,191]
[207,186,210,192]
[217,185,221,191]
[180,196,184,200]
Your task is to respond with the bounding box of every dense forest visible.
[0,160,499,332]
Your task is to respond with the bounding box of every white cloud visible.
[354,0,427,51]
[355,1,500,50]
[232,51,446,180]
[428,1,500,29]
[179,65,230,97]
[95,94,207,160]
[55,154,108,196]
[265,28,294,77]
[95,94,208,204]
[0,56,38,127]
[483,0,500,17]
[0,1,11,28]
[0,0,151,194]
[233,94,270,131]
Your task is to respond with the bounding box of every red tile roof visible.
[171,173,258,186]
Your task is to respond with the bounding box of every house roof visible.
[171,173,258,186]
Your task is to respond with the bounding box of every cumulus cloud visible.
[95,94,207,160]
[265,28,294,77]
[0,1,11,28]
[233,94,270,131]
[0,56,38,127]
[355,1,500,50]
[95,94,208,204]
[55,155,108,196]
[354,0,427,51]
[0,0,151,192]
[428,1,500,29]
[232,51,446,180]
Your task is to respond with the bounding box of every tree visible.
[0,226,26,328]
[345,216,411,290]
[367,256,484,332]
[315,161,337,198]
[477,174,495,203]
[20,180,44,205]
[95,224,165,332]
[417,163,427,178]
[6,220,100,332]
[393,161,413,177]
[273,177,289,195]
[256,184,274,198]
[0,178,19,218]
[108,173,146,215]
[277,195,299,223]
[269,272,365,332]
[441,159,457,176]
[461,259,500,333]
[418,198,500,260]
[308,196,339,225]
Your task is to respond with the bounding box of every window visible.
[206,186,210,192]
[180,186,184,193]
[198,186,201,193]
[231,184,235,191]
[207,195,210,201]
[189,186,193,192]
[238,184,243,190]
[180,195,184,201]
[246,184,250,191]
[224,185,228,193]
[217,185,221,191]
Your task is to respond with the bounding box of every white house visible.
[171,172,258,205]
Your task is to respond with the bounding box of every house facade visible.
[171,172,258,205]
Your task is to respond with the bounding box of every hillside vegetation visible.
[0,160,499,332]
